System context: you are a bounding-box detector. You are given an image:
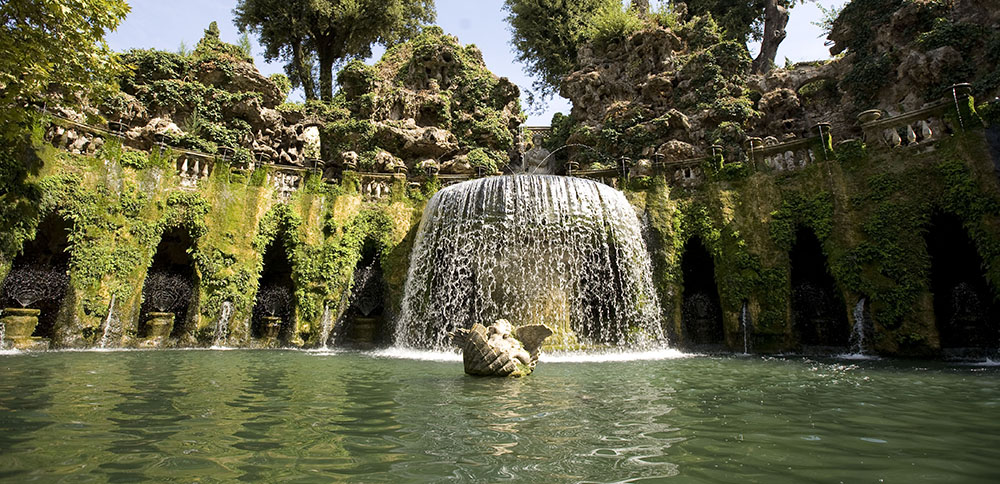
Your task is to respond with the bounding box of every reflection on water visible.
[0,351,999,483]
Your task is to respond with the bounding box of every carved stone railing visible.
[44,116,110,155]
[656,157,708,185]
[268,166,308,200]
[756,137,820,172]
[859,100,954,151]
[358,173,396,200]
[176,153,214,188]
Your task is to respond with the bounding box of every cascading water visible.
[740,301,751,355]
[850,298,868,355]
[395,175,665,350]
[0,309,6,350]
[318,304,334,349]
[98,295,120,348]
[213,301,233,347]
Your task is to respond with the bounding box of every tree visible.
[0,0,130,130]
[234,0,318,100]
[0,0,129,258]
[630,0,650,16]
[685,0,797,74]
[504,0,618,105]
[234,0,435,102]
[752,0,789,74]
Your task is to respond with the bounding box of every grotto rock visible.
[439,155,475,175]
[374,150,406,173]
[374,119,459,159]
[451,319,553,377]
[657,140,700,161]
[193,59,283,108]
[324,27,524,172]
[757,88,807,137]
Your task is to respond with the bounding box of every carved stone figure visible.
[451,319,552,377]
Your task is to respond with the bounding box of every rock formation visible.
[324,27,525,175]
[549,1,999,169]
[97,22,318,166]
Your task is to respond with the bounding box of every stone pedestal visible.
[261,316,283,346]
[139,312,174,348]
[1,308,49,350]
[346,317,379,348]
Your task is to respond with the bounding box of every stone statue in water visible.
[451,319,553,377]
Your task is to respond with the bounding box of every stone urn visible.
[950,82,973,98]
[140,312,174,348]
[858,109,882,124]
[1,308,48,350]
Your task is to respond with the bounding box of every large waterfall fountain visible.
[395,175,665,350]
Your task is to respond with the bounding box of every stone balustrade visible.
[268,166,306,200]
[756,137,819,172]
[177,154,214,188]
[860,100,953,151]
[37,87,981,194]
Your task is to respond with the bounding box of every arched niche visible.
[337,237,388,348]
[1,213,72,340]
[789,227,849,349]
[680,236,724,348]
[250,233,296,346]
[925,212,1000,351]
[138,227,197,343]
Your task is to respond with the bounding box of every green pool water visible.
[1,349,998,483]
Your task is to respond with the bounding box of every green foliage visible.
[466,148,499,173]
[337,60,379,100]
[677,13,725,50]
[119,151,151,170]
[503,0,617,103]
[769,192,834,250]
[582,2,645,48]
[0,0,130,132]
[238,32,254,59]
[841,53,893,108]
[270,73,293,101]
[195,21,254,63]
[119,49,190,88]
[235,0,436,100]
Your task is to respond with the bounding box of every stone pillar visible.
[140,312,175,348]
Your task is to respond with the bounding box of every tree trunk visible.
[630,0,650,16]
[318,44,335,102]
[752,0,789,74]
[291,40,316,101]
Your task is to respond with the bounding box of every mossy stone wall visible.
[0,124,425,348]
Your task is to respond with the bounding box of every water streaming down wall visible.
[395,175,665,350]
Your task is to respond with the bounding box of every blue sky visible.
[107,0,845,125]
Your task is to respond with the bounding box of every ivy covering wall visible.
[0,119,425,348]
[635,110,1000,355]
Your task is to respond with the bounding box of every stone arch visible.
[789,226,849,349]
[925,211,1000,352]
[680,235,724,348]
[331,210,399,348]
[250,214,299,346]
[137,226,199,345]
[336,235,389,348]
[250,230,296,346]
[0,213,73,342]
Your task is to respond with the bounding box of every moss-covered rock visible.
[323,27,525,174]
